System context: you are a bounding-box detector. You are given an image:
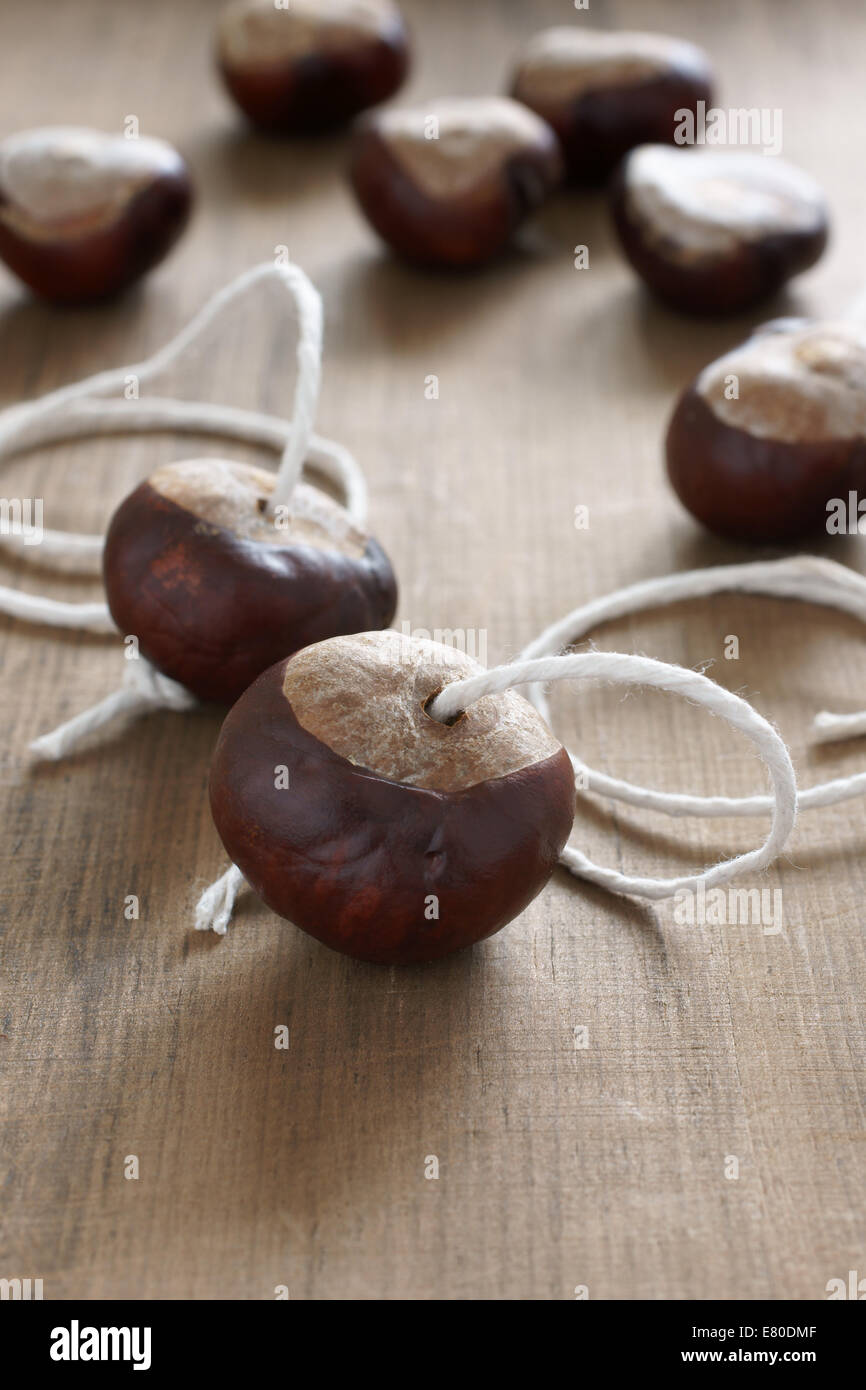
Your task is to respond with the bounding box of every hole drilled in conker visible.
[422,689,465,728]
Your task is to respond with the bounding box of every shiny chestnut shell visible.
[216,0,410,133]
[349,96,562,268]
[103,459,397,704]
[0,127,193,304]
[666,321,866,542]
[510,28,714,186]
[611,145,829,316]
[209,632,576,964]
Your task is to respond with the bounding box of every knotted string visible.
[0,260,367,757]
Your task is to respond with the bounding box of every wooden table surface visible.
[2,0,865,1302]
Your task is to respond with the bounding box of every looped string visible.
[428,650,797,901]
[519,554,866,817]
[0,259,323,514]
[0,259,365,755]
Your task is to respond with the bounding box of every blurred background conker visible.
[349,95,562,267]
[510,27,714,186]
[216,0,410,133]
[666,319,866,542]
[0,126,193,303]
[611,144,829,316]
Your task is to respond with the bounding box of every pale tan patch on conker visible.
[149,458,367,556]
[623,146,827,262]
[697,321,866,443]
[218,0,399,65]
[513,28,711,105]
[374,97,555,201]
[281,630,564,794]
[0,128,185,241]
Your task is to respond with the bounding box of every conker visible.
[610,145,829,316]
[666,319,866,542]
[510,28,714,186]
[216,0,410,133]
[209,630,576,965]
[103,458,397,704]
[0,127,193,304]
[349,95,562,267]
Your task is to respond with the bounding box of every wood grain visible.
[1,0,865,1301]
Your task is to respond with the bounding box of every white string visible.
[0,394,367,581]
[812,709,866,744]
[0,259,323,514]
[0,586,113,632]
[427,650,797,901]
[519,555,866,817]
[194,863,246,937]
[0,526,103,574]
[30,657,196,762]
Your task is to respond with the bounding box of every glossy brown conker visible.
[349,95,562,268]
[610,145,829,316]
[666,319,866,542]
[209,630,576,964]
[103,458,397,704]
[216,0,410,133]
[0,127,193,304]
[510,28,714,186]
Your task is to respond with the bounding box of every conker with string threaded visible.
[208,630,576,963]
[103,458,397,705]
